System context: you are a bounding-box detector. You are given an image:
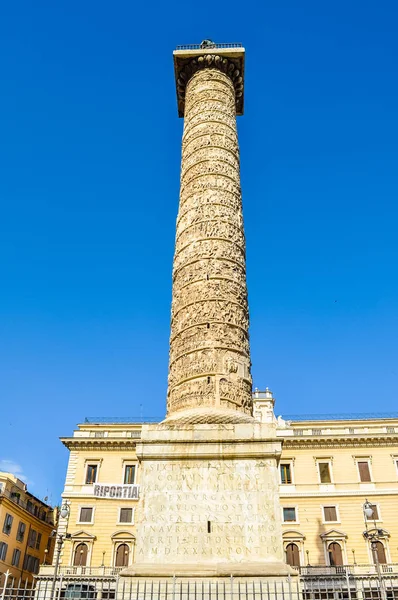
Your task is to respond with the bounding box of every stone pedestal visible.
[122,422,295,577]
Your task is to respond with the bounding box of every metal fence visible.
[2,573,398,600]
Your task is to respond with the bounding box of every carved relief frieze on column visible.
[166,56,253,423]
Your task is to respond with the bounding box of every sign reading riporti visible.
[93,484,139,499]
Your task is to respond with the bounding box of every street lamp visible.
[363,499,386,600]
[50,501,71,600]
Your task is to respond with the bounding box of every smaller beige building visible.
[0,472,54,582]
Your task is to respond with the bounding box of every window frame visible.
[365,503,381,522]
[0,541,8,561]
[123,464,137,485]
[36,532,42,550]
[118,507,135,525]
[316,460,334,484]
[322,505,340,524]
[28,529,38,548]
[356,459,373,483]
[114,542,130,567]
[85,463,99,485]
[3,513,13,535]
[77,506,95,524]
[327,541,344,567]
[282,506,299,524]
[280,462,294,485]
[16,521,26,542]
[12,548,21,567]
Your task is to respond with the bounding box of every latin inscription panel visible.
[135,458,283,564]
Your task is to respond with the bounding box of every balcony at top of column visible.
[173,41,245,118]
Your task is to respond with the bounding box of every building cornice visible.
[60,438,137,451]
[279,488,398,498]
[282,435,398,449]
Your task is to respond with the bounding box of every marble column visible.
[167,56,252,423]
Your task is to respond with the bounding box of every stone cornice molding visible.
[279,488,398,498]
[176,54,244,117]
[282,435,398,449]
[60,438,137,451]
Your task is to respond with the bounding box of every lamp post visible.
[50,501,70,600]
[363,499,386,600]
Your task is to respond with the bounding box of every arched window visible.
[115,543,129,567]
[373,541,387,564]
[286,543,300,567]
[73,543,88,567]
[328,542,343,566]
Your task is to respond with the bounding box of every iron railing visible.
[283,412,398,421]
[175,43,243,50]
[83,417,160,424]
[38,566,123,577]
[2,571,398,600]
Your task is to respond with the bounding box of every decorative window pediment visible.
[366,527,390,538]
[70,530,96,540]
[111,530,136,541]
[320,529,347,540]
[282,530,305,541]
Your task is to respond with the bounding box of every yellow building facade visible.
[41,392,398,578]
[0,472,54,582]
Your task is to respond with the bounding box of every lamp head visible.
[60,502,70,519]
[363,499,374,519]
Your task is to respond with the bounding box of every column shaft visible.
[167,67,252,421]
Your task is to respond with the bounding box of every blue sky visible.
[0,0,397,504]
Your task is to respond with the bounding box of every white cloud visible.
[0,460,33,485]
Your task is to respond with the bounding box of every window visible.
[280,464,292,484]
[328,542,343,566]
[283,507,297,522]
[365,504,379,520]
[23,554,40,573]
[16,521,26,542]
[79,507,94,523]
[73,543,88,567]
[373,541,387,564]
[3,513,13,535]
[285,543,300,567]
[12,548,21,567]
[0,542,8,561]
[28,529,37,548]
[124,465,136,485]
[119,508,134,523]
[36,532,42,550]
[318,462,332,483]
[358,460,372,482]
[85,464,98,484]
[115,543,129,567]
[323,506,338,522]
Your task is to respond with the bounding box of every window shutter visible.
[80,507,93,522]
[324,506,337,521]
[319,463,331,483]
[120,508,133,523]
[358,461,371,482]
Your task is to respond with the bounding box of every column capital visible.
[173,45,245,117]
